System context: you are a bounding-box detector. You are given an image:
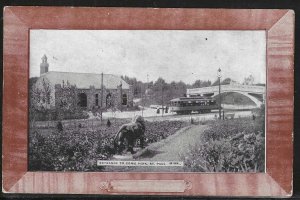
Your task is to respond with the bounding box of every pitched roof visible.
[40,71,130,89]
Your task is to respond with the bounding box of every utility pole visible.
[100,72,104,121]
[141,84,144,117]
[120,81,123,112]
[161,83,164,117]
[217,68,222,120]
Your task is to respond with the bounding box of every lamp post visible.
[100,72,104,121]
[217,68,222,119]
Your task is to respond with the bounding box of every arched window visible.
[95,94,99,106]
[46,91,51,104]
[106,93,112,107]
[78,93,87,107]
[122,94,127,105]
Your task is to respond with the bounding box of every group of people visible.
[156,106,169,114]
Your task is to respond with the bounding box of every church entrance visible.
[78,93,87,107]
[106,93,112,108]
[122,94,127,105]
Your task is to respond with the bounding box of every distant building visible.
[243,75,255,85]
[33,55,133,110]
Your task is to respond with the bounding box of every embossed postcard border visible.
[2,7,294,196]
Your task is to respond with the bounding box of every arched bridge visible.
[187,84,265,107]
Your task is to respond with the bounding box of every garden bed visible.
[182,117,265,172]
[29,119,188,171]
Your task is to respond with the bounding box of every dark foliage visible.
[122,76,213,106]
[32,108,89,121]
[29,120,188,171]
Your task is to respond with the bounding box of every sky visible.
[30,30,266,84]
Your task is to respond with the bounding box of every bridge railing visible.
[187,84,265,94]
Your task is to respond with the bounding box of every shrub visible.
[30,107,89,121]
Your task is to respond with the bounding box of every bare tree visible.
[29,78,53,124]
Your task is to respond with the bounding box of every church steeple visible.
[40,54,49,76]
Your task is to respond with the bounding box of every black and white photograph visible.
[29,30,266,173]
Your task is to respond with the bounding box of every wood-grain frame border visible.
[2,7,294,196]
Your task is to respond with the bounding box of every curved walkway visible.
[105,124,208,172]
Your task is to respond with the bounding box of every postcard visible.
[3,7,294,196]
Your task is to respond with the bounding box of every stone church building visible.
[33,55,133,110]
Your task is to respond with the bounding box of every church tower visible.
[40,54,49,76]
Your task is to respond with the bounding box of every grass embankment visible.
[182,116,265,172]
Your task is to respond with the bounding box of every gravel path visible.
[142,125,207,161]
[105,124,208,172]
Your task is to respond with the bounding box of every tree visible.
[121,75,146,98]
[212,78,233,86]
[57,81,77,111]
[29,85,41,125]
[153,77,166,91]
[29,77,39,90]
[30,78,52,110]
[221,78,232,85]
[212,78,219,86]
[29,78,54,123]
[243,75,254,85]
[192,80,212,88]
